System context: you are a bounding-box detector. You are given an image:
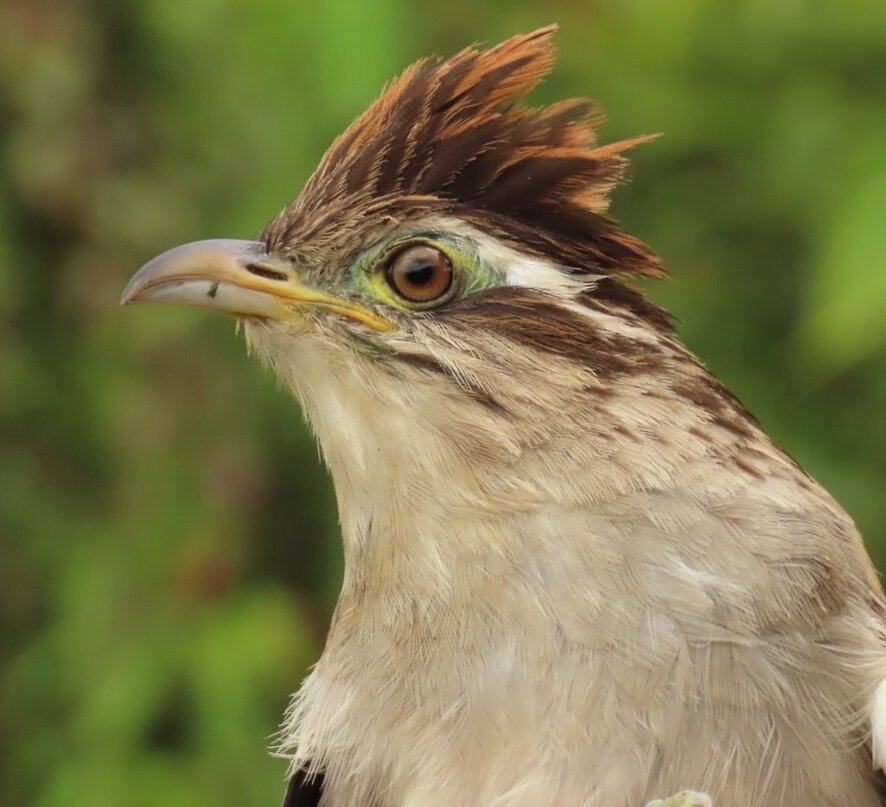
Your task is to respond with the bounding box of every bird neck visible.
[263,323,772,649]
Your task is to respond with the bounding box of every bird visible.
[121,25,886,807]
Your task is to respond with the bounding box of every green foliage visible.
[1,1,884,804]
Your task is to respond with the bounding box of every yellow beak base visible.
[121,239,392,331]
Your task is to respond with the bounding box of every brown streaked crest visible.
[262,26,664,279]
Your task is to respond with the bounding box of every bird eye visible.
[385,244,454,306]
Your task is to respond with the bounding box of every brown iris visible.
[385,244,454,306]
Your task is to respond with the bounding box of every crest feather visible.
[264,25,664,279]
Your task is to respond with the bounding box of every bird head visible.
[123,27,731,557]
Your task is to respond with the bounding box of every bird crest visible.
[263,25,664,280]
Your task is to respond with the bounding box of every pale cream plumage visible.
[242,234,886,805]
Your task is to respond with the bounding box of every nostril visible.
[245,263,288,282]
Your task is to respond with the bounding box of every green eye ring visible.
[349,228,496,313]
[378,239,461,310]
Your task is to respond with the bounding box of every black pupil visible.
[403,258,436,286]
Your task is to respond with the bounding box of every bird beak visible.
[120,239,392,331]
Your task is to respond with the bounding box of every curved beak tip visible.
[119,278,141,306]
[119,238,270,311]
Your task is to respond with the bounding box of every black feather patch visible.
[281,767,325,807]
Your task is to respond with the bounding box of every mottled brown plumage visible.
[263,26,662,280]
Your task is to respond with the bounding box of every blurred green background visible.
[2,1,885,805]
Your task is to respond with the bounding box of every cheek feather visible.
[870,676,886,771]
